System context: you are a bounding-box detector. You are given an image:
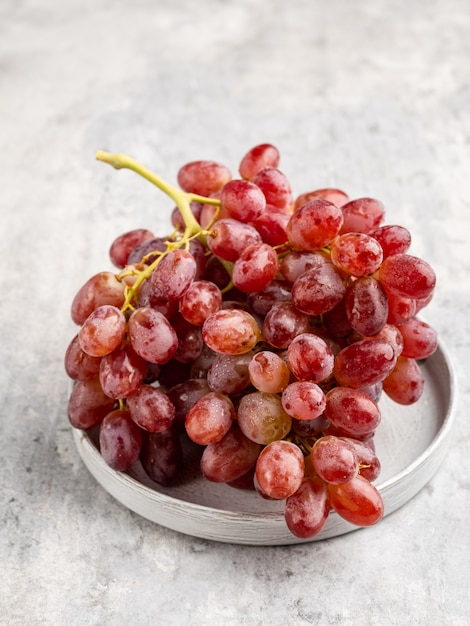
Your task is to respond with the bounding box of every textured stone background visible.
[1,0,469,624]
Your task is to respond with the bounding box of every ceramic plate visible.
[72,340,456,545]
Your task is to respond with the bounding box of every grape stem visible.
[95,151,220,238]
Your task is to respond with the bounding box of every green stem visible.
[96,151,219,237]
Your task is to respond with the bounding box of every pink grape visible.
[149,248,197,300]
[71,271,125,326]
[284,477,330,538]
[127,236,168,266]
[99,342,147,399]
[220,178,266,222]
[262,302,311,349]
[172,314,203,364]
[328,475,384,526]
[386,290,417,325]
[344,276,388,337]
[78,305,127,357]
[255,440,305,499]
[281,381,326,420]
[325,386,381,436]
[382,356,425,405]
[64,334,101,380]
[397,318,438,359]
[239,143,280,180]
[279,250,329,284]
[248,351,290,393]
[179,280,223,326]
[232,242,279,293]
[128,307,178,364]
[185,392,236,445]
[333,338,397,388]
[250,205,290,246]
[341,437,381,482]
[99,409,143,472]
[206,352,252,394]
[109,228,155,268]
[253,167,293,212]
[291,262,347,316]
[370,224,411,258]
[287,332,334,383]
[294,188,349,209]
[247,279,292,316]
[202,309,261,355]
[237,391,292,444]
[200,426,262,483]
[127,384,176,432]
[330,232,383,277]
[379,253,436,300]
[207,218,262,262]
[340,197,385,234]
[177,160,232,196]
[67,378,115,430]
[311,436,359,484]
[287,199,344,250]
[166,378,211,426]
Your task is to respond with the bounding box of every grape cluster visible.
[65,144,438,538]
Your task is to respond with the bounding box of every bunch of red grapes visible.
[65,143,438,538]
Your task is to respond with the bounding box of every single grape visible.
[246,279,292,316]
[311,436,359,484]
[127,384,176,432]
[365,323,404,357]
[78,305,127,357]
[340,197,385,234]
[248,351,290,393]
[207,218,262,262]
[71,271,125,326]
[136,279,179,318]
[109,228,155,268]
[171,201,203,231]
[220,178,266,222]
[324,386,381,437]
[239,143,280,180]
[284,477,330,538]
[177,159,232,196]
[279,250,329,284]
[202,309,261,355]
[179,280,223,326]
[255,440,305,499]
[262,301,311,349]
[140,426,183,486]
[250,205,290,246]
[281,380,326,421]
[287,199,344,250]
[127,236,168,266]
[287,332,334,383]
[379,253,436,300]
[294,188,349,209]
[99,342,147,399]
[397,317,438,360]
[323,298,354,339]
[385,290,417,325]
[64,334,101,380]
[291,262,347,316]
[200,425,262,483]
[202,254,232,290]
[206,351,253,394]
[237,391,292,444]
[128,307,178,364]
[149,248,197,300]
[67,378,115,430]
[333,338,397,388]
[99,409,143,472]
[232,242,279,293]
[327,475,384,526]
[185,392,236,445]
[253,167,293,212]
[370,224,411,258]
[382,356,425,405]
[344,276,388,337]
[330,232,383,277]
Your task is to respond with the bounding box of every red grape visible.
[99,409,142,472]
[284,477,330,538]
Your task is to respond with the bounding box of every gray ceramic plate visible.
[73,340,456,545]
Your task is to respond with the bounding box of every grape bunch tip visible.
[65,143,438,539]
